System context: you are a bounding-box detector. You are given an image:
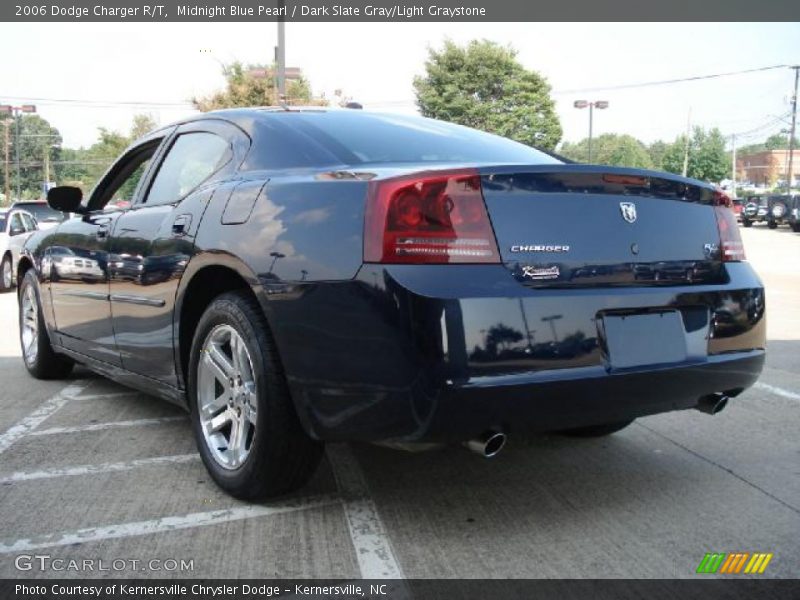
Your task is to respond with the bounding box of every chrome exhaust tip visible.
[696,393,729,415]
[464,431,507,458]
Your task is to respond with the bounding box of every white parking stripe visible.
[0,495,341,553]
[67,391,141,401]
[326,444,404,579]
[755,382,800,403]
[0,381,89,455]
[0,454,200,484]
[29,415,187,436]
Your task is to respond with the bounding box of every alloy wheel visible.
[20,284,39,365]
[197,324,258,470]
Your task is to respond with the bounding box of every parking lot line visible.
[67,391,143,401]
[326,444,404,579]
[28,415,187,436]
[0,454,200,484]
[0,494,342,554]
[0,380,90,455]
[755,382,800,402]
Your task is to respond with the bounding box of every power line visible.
[552,64,789,95]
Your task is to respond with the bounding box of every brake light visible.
[364,169,500,264]
[714,203,746,261]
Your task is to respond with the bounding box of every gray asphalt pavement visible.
[0,224,797,579]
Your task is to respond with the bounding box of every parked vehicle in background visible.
[10,200,69,231]
[787,195,800,233]
[16,109,765,500]
[741,195,789,229]
[731,197,744,222]
[0,208,38,292]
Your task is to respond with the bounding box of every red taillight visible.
[714,205,746,261]
[364,169,501,264]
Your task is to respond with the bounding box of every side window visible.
[21,213,36,231]
[144,132,231,206]
[89,141,161,211]
[9,213,24,234]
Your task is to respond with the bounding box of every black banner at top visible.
[4,0,800,22]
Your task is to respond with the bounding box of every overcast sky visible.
[0,22,797,148]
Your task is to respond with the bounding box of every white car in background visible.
[0,208,39,292]
[9,201,68,231]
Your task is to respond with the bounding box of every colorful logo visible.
[696,552,773,574]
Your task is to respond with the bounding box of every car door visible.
[47,134,168,365]
[108,120,246,386]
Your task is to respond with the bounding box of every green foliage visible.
[0,114,62,203]
[739,133,799,155]
[192,62,324,111]
[661,126,729,182]
[413,40,562,150]
[560,134,653,169]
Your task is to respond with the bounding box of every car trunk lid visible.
[478,166,727,287]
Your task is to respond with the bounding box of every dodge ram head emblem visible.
[619,202,637,223]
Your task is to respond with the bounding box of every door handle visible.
[96,223,110,240]
[172,214,192,237]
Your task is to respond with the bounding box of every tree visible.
[192,62,325,111]
[647,140,669,170]
[413,40,562,150]
[485,323,523,355]
[560,134,653,168]
[661,126,728,183]
[0,114,62,202]
[130,114,158,140]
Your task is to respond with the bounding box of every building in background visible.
[737,150,798,187]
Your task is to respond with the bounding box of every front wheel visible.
[741,219,752,228]
[1,254,13,292]
[791,223,800,233]
[558,419,635,438]
[18,271,74,379]
[767,220,778,229]
[188,291,323,500]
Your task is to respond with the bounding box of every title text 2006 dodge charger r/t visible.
[16,109,765,499]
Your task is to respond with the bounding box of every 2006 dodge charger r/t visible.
[16,109,765,499]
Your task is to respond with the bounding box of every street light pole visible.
[574,100,608,163]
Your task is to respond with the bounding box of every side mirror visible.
[47,186,84,214]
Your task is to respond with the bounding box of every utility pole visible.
[731,133,737,199]
[787,65,798,192]
[2,121,9,203]
[276,0,286,103]
[682,107,692,178]
[43,140,50,193]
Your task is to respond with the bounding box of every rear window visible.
[0,214,6,230]
[252,111,562,169]
[14,203,66,223]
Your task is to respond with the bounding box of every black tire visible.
[767,220,778,229]
[558,419,635,438]
[18,270,74,380]
[741,219,752,228]
[0,253,13,292]
[792,223,800,233]
[188,290,323,500]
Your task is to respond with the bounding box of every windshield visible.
[15,203,66,223]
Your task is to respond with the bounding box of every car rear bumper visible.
[263,262,766,442]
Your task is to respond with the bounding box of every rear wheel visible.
[18,270,74,379]
[1,254,12,292]
[558,419,634,438]
[741,218,752,228]
[767,220,778,229]
[792,223,800,233]
[188,291,323,500]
